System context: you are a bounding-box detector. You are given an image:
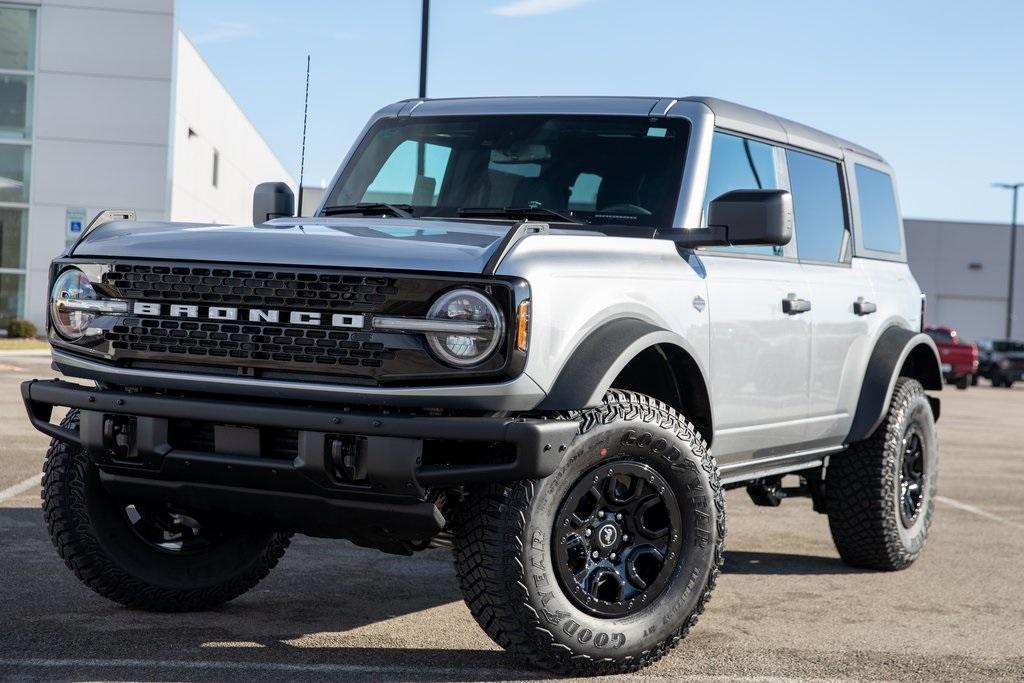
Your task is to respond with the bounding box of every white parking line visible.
[0,475,41,504]
[936,495,1024,531]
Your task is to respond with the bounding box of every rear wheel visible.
[43,410,292,611]
[955,375,969,390]
[452,391,724,675]
[826,378,937,570]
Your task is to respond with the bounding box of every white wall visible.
[906,218,1024,341]
[19,0,176,326]
[169,33,295,225]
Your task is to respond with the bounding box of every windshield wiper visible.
[458,206,587,225]
[321,202,414,218]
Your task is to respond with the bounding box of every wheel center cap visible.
[596,523,619,548]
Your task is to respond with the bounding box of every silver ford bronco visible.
[24,96,942,676]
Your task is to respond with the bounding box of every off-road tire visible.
[43,410,292,611]
[452,391,725,676]
[826,378,937,570]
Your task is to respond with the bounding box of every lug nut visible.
[596,509,605,518]
[622,534,630,542]
[610,553,617,561]
[591,550,599,559]
[616,513,623,521]
[584,528,592,537]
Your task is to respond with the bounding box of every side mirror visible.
[252,182,295,225]
[664,189,794,248]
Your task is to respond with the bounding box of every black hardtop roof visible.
[387,95,885,163]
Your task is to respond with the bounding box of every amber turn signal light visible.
[516,300,530,351]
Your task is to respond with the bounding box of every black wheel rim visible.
[123,502,223,553]
[553,461,683,617]
[899,426,926,528]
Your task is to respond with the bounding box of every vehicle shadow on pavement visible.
[0,506,547,681]
[723,550,859,575]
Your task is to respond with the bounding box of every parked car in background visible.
[925,326,978,390]
[977,339,1024,388]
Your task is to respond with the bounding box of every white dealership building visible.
[1,0,296,328]
[905,218,1024,342]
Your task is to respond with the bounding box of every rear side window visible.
[855,164,902,253]
[786,150,847,263]
[704,132,784,256]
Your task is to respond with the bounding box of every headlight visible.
[425,289,504,366]
[50,268,126,339]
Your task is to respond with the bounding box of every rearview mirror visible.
[664,189,794,248]
[252,182,295,225]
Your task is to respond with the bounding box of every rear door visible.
[699,132,812,463]
[847,154,922,347]
[787,148,880,447]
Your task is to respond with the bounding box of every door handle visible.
[782,294,811,315]
[853,298,877,316]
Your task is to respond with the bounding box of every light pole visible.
[994,182,1022,339]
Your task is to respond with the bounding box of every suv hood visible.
[70,217,517,274]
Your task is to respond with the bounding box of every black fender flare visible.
[536,318,708,412]
[845,326,943,444]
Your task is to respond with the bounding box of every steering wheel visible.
[598,203,652,216]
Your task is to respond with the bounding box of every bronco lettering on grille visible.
[132,302,365,329]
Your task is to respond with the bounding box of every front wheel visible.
[826,378,937,570]
[452,391,725,676]
[43,410,292,611]
[955,375,969,390]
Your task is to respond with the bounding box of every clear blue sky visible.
[178,0,1024,223]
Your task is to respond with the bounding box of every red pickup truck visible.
[925,325,979,390]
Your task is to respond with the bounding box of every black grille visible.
[105,318,394,369]
[104,263,399,312]
[82,259,521,386]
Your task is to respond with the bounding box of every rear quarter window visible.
[855,164,903,253]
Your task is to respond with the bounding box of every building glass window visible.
[0,143,29,202]
[786,150,847,263]
[703,131,785,256]
[0,271,23,324]
[0,5,35,329]
[0,7,35,71]
[0,206,26,269]
[0,73,31,140]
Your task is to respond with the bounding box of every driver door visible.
[698,132,811,464]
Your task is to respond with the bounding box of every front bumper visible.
[22,379,578,542]
[51,347,548,411]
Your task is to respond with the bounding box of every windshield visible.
[323,115,689,228]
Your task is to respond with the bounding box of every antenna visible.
[297,55,310,217]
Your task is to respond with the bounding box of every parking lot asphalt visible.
[2,353,1023,682]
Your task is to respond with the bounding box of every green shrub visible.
[6,318,38,339]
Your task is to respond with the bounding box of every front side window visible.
[787,149,847,263]
[703,132,784,256]
[855,164,903,253]
[325,116,689,228]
